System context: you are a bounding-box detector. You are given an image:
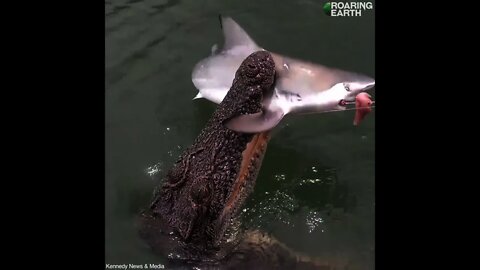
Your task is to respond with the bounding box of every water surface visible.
[106,0,375,268]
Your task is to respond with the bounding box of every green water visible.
[106,0,375,268]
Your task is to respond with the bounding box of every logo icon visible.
[323,2,332,16]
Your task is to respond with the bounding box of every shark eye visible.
[344,83,351,92]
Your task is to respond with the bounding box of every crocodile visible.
[138,51,341,270]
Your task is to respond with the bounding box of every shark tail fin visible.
[211,43,218,55]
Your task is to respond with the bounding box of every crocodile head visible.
[143,51,276,259]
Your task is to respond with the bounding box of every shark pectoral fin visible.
[193,92,203,100]
[224,108,284,133]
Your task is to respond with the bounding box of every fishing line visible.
[319,101,376,114]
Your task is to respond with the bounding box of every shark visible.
[191,16,375,133]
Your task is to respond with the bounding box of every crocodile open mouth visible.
[218,131,271,228]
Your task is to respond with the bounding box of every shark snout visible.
[352,78,375,92]
[344,77,375,101]
[361,79,375,90]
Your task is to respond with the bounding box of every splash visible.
[243,190,300,228]
[145,162,164,178]
[305,211,326,233]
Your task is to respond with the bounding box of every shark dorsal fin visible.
[220,16,260,53]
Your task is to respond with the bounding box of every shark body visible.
[192,17,375,133]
